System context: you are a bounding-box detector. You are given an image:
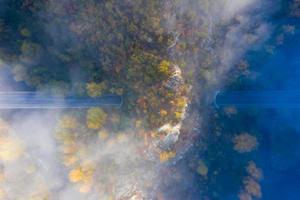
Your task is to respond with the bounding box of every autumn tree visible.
[233,133,258,153]
[59,115,78,129]
[158,60,171,76]
[0,136,24,162]
[159,151,176,163]
[86,82,107,97]
[86,107,107,129]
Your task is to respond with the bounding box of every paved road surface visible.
[215,91,300,108]
[0,92,122,109]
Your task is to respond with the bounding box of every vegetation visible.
[159,151,176,163]
[197,159,209,177]
[86,82,107,97]
[59,115,78,129]
[246,161,263,181]
[0,0,190,130]
[243,177,262,199]
[86,107,107,130]
[0,0,202,196]
[0,0,274,199]
[233,133,258,153]
[0,134,23,162]
[0,118,51,199]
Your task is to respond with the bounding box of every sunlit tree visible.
[86,107,107,129]
[59,115,78,129]
[0,135,24,162]
[86,82,107,97]
[158,60,171,76]
[159,151,176,163]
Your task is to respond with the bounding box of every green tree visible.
[20,40,41,60]
[20,28,31,37]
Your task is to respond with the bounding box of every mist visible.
[0,0,283,199]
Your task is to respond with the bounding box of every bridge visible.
[0,92,122,109]
[215,90,300,108]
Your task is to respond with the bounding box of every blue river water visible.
[162,6,300,200]
[231,14,300,200]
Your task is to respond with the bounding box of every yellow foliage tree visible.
[0,136,24,162]
[159,151,176,163]
[159,109,168,117]
[158,60,171,75]
[86,107,107,129]
[174,111,182,120]
[59,115,78,129]
[176,97,186,110]
[69,167,84,183]
[98,129,109,139]
[86,82,107,97]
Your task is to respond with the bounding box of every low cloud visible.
[0,0,280,199]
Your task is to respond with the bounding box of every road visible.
[0,92,122,109]
[215,91,300,108]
